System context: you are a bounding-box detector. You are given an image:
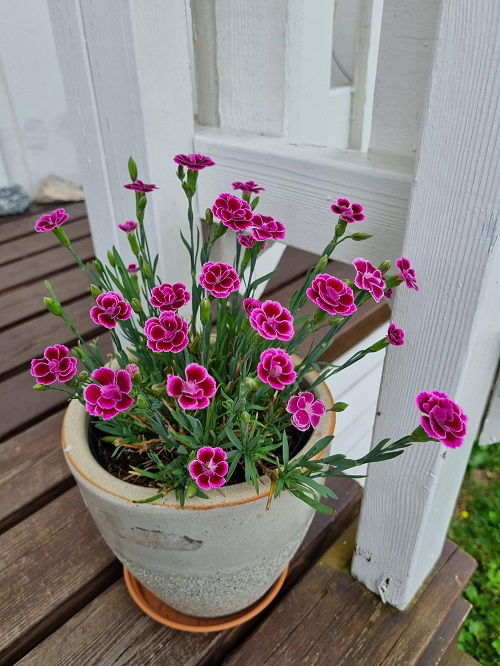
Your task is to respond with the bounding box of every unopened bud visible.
[205,208,213,225]
[107,250,116,268]
[142,262,152,279]
[33,383,50,391]
[187,483,198,498]
[315,255,329,274]
[128,155,138,181]
[136,394,148,408]
[90,284,102,299]
[342,278,354,288]
[244,376,259,391]
[200,298,211,326]
[176,165,185,181]
[151,383,166,395]
[241,411,251,423]
[44,297,63,317]
[332,402,348,412]
[351,232,373,241]
[127,233,140,256]
[77,371,89,383]
[378,260,391,274]
[131,298,142,314]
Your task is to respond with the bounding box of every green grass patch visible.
[449,442,500,665]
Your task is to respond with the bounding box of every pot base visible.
[123,565,288,632]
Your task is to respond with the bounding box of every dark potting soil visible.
[88,419,313,489]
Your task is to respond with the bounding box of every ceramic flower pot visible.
[62,375,334,618]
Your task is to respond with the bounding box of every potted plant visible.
[30,154,468,627]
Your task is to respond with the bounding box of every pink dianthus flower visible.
[84,367,134,420]
[188,446,228,489]
[396,257,419,291]
[144,312,188,353]
[149,282,190,312]
[249,300,294,341]
[416,391,467,448]
[286,391,326,431]
[331,198,365,223]
[199,261,240,298]
[30,344,78,385]
[212,193,253,231]
[118,220,137,233]
[251,214,286,242]
[167,363,216,410]
[353,258,386,303]
[232,181,264,194]
[123,180,157,193]
[34,208,69,233]
[90,291,132,329]
[387,323,405,346]
[173,153,215,170]
[243,297,261,316]
[237,234,255,248]
[306,274,357,316]
[257,348,296,390]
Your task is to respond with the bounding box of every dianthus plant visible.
[31,154,468,513]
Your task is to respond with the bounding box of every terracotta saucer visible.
[123,565,288,633]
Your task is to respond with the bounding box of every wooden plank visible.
[0,218,89,266]
[224,535,475,666]
[17,479,361,666]
[443,646,480,666]
[0,412,72,535]
[0,202,86,244]
[353,0,500,609]
[0,487,121,665]
[0,236,94,294]
[0,265,90,330]
[0,295,103,378]
[415,597,472,666]
[0,334,112,442]
[195,127,412,266]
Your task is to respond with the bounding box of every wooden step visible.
[443,646,481,665]
[223,527,476,666]
[4,479,361,665]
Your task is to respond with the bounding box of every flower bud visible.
[378,260,391,274]
[350,232,373,241]
[187,483,198,498]
[332,402,348,412]
[244,376,259,391]
[205,208,213,225]
[127,232,140,256]
[241,411,251,423]
[328,315,344,327]
[130,298,142,314]
[107,250,116,268]
[200,298,211,326]
[142,262,152,279]
[33,383,50,391]
[151,383,166,395]
[128,155,138,181]
[136,394,148,408]
[342,278,354,288]
[90,284,102,299]
[53,226,71,249]
[77,370,89,383]
[315,255,329,273]
[176,165,185,181]
[43,297,63,317]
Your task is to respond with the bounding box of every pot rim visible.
[62,364,335,510]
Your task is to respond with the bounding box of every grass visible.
[448,441,500,665]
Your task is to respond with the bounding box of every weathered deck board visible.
[0,202,86,244]
[415,597,472,666]
[1,219,90,266]
[0,236,94,293]
[15,479,361,666]
[0,487,121,665]
[0,265,90,330]
[224,530,476,666]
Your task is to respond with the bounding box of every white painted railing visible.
[45,0,499,612]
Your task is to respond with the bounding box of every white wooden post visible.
[352,0,500,609]
[47,0,196,284]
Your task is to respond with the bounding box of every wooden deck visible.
[0,204,477,665]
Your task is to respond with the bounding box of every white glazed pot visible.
[62,375,334,618]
